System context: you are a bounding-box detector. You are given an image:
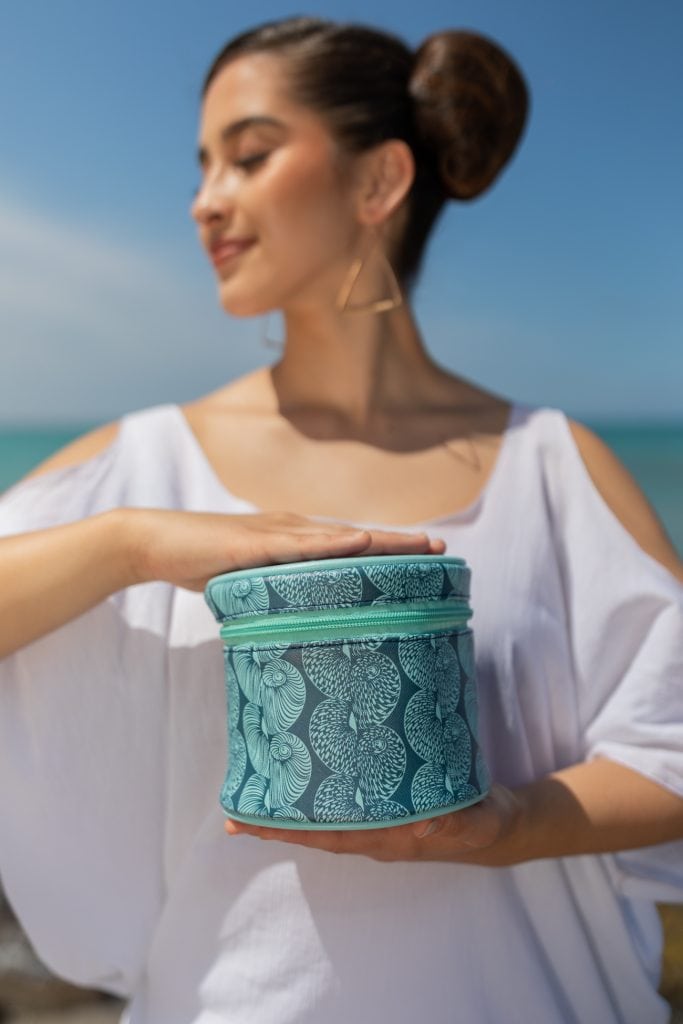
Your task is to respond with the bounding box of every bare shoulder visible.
[22,420,121,482]
[568,419,682,581]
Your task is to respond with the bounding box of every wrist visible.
[101,508,152,588]
[476,783,534,867]
[504,784,536,864]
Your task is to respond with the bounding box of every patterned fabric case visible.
[204,555,490,830]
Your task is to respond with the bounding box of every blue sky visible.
[1,0,681,424]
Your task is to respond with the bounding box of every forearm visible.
[0,509,138,659]
[0,509,441,661]
[511,757,683,864]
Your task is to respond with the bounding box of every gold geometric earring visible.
[335,227,403,315]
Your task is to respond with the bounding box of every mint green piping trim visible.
[222,789,488,831]
[209,553,465,587]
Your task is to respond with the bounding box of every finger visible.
[268,527,436,563]
[226,816,427,861]
[226,820,283,842]
[263,529,373,564]
[413,805,491,847]
[226,819,350,853]
[360,531,434,554]
[225,819,280,841]
[413,787,517,850]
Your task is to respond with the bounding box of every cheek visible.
[217,148,355,316]
[260,151,353,252]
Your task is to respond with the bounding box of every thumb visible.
[413,785,517,847]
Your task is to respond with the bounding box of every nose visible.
[190,168,235,225]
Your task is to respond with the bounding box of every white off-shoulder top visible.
[0,402,681,1024]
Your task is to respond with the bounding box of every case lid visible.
[204,555,470,624]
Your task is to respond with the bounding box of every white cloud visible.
[0,192,266,424]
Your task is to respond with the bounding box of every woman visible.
[1,16,681,1024]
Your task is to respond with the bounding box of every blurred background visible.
[0,0,681,1021]
[2,0,683,417]
[0,0,681,546]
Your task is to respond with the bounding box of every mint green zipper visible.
[220,599,471,647]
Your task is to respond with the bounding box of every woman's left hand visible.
[227,762,683,864]
[225,783,527,867]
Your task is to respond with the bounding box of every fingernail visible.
[455,820,485,848]
[414,819,442,839]
[457,830,479,847]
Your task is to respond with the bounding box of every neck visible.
[270,303,442,432]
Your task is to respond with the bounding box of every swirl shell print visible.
[267,732,312,807]
[365,561,444,603]
[476,749,490,793]
[233,645,289,704]
[367,799,410,821]
[309,699,359,775]
[457,632,475,682]
[442,713,472,790]
[272,805,309,823]
[445,565,468,598]
[434,642,461,717]
[212,575,269,619]
[398,635,461,706]
[404,688,446,765]
[463,676,479,736]
[313,774,367,823]
[221,730,247,808]
[237,774,271,817]
[356,725,406,801]
[224,657,242,733]
[411,763,454,813]
[313,773,409,824]
[243,701,271,777]
[302,645,354,702]
[259,658,306,733]
[236,727,312,814]
[349,651,401,726]
[269,566,363,608]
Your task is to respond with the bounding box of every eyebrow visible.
[197,116,286,165]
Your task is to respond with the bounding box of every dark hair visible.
[202,17,528,292]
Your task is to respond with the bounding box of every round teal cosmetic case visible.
[204,555,489,830]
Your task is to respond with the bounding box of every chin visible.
[217,282,274,319]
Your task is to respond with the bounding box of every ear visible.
[354,139,415,226]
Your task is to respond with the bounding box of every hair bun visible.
[409,30,528,200]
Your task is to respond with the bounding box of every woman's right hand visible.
[127,508,446,592]
[0,507,444,659]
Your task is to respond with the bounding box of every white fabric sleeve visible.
[0,434,170,995]
[543,411,683,901]
[0,432,124,534]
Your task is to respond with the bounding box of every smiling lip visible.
[209,239,256,266]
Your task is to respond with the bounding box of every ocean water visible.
[589,422,683,556]
[0,420,681,554]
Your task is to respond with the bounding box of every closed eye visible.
[235,152,270,171]
[191,151,270,199]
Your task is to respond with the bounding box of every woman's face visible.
[191,54,361,317]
